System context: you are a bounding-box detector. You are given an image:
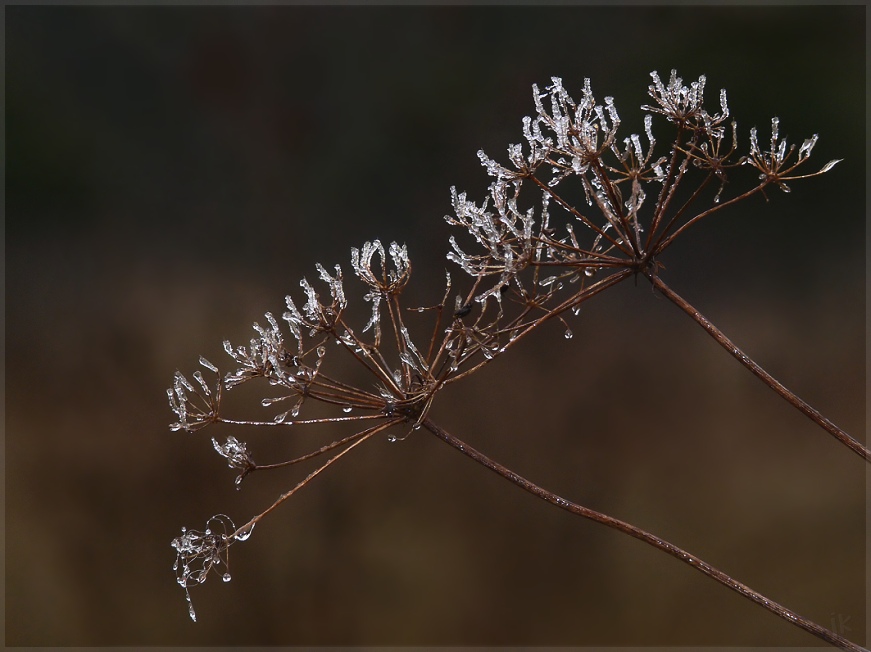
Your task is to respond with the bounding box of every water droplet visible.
[184,591,197,622]
[387,435,397,443]
[316,346,326,357]
[564,328,573,339]
[234,522,255,542]
[342,405,352,413]
[222,573,232,582]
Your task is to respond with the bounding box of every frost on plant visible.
[170,514,236,622]
[167,70,846,629]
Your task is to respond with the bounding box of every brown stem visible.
[422,418,867,651]
[648,273,869,462]
[651,181,767,255]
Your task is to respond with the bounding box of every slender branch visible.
[439,268,634,387]
[229,420,396,540]
[651,181,767,255]
[422,418,867,651]
[648,273,869,462]
[218,414,387,427]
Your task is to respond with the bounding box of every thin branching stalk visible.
[230,420,397,537]
[648,272,868,461]
[422,418,867,652]
[167,70,859,644]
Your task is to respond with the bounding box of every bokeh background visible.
[6,4,865,647]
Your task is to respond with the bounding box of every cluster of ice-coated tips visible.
[443,68,840,308]
[745,116,841,192]
[170,515,235,622]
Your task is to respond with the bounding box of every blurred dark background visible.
[5,4,865,646]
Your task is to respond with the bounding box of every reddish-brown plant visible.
[167,71,865,649]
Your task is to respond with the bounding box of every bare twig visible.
[648,273,868,462]
[423,418,867,651]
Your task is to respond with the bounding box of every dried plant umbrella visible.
[167,71,865,650]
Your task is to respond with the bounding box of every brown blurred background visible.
[5,4,865,647]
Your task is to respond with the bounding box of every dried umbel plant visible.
[167,71,866,649]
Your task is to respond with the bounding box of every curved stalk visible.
[648,273,868,462]
[422,418,867,651]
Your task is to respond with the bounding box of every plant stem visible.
[648,273,869,462]
[422,418,866,651]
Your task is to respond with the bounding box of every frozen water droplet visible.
[222,573,232,582]
[199,356,219,373]
[564,328,573,339]
[342,405,352,413]
[316,345,326,358]
[188,602,197,622]
[234,522,256,542]
[387,435,397,443]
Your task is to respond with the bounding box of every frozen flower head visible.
[212,436,255,486]
[167,360,221,432]
[171,514,237,621]
[745,117,841,192]
[523,76,622,181]
[643,69,728,131]
[350,240,411,294]
[350,240,411,344]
